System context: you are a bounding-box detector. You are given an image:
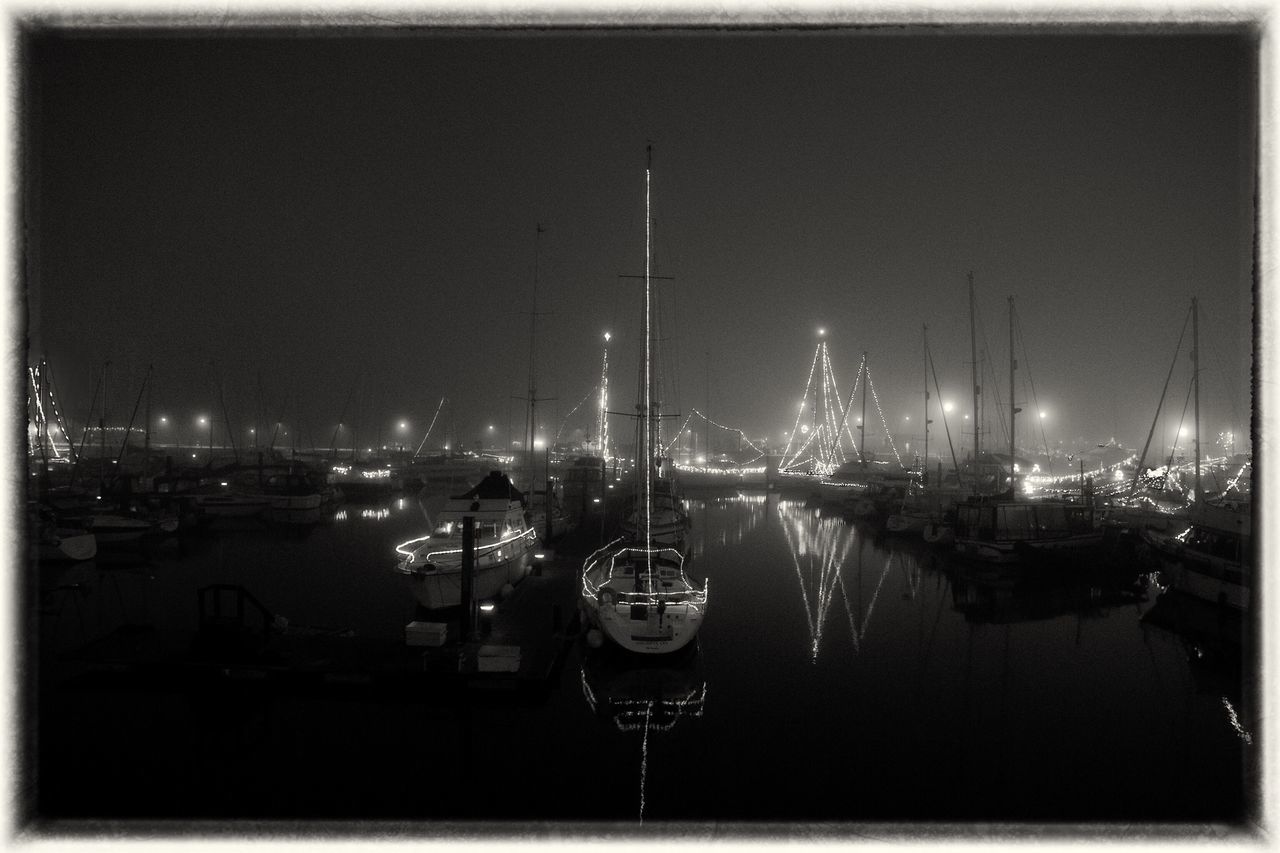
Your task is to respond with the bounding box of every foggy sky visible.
[24,28,1255,457]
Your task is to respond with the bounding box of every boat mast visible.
[644,144,653,552]
[527,223,544,493]
[922,324,929,484]
[968,272,980,488]
[599,332,610,458]
[143,365,152,483]
[1192,295,1201,505]
[704,351,711,465]
[860,350,868,466]
[1008,295,1017,495]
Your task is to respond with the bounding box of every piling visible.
[460,515,475,643]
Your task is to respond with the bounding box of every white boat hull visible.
[405,550,533,610]
[583,596,705,655]
[40,531,97,562]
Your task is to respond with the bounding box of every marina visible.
[35,487,1254,826]
[19,22,1261,842]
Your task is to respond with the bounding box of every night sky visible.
[23,28,1255,457]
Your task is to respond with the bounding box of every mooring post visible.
[460,515,475,643]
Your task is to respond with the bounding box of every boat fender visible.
[598,587,617,607]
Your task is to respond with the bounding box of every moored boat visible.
[395,470,537,611]
[580,145,708,656]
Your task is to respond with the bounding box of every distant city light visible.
[604,331,611,342]
[398,421,407,430]
[817,328,826,337]
[159,416,168,424]
[1039,411,1048,420]
[942,402,954,413]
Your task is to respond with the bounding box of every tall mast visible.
[527,223,545,491]
[704,351,711,464]
[1192,295,1201,505]
[968,272,980,487]
[922,324,929,484]
[860,350,868,466]
[1008,295,1017,495]
[599,331,611,458]
[644,144,653,549]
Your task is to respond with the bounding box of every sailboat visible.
[952,295,1103,563]
[1126,298,1252,610]
[580,146,708,654]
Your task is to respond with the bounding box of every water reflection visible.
[950,561,1148,625]
[332,497,410,524]
[685,492,767,558]
[775,499,897,662]
[580,645,707,823]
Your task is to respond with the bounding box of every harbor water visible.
[35,491,1254,828]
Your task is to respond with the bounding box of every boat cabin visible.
[955,500,1095,543]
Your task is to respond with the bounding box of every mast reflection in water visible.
[581,645,707,824]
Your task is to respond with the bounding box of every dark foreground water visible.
[32,492,1257,833]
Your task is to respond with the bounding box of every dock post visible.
[460,515,475,643]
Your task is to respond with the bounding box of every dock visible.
[45,549,588,697]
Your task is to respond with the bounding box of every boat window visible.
[999,505,1034,539]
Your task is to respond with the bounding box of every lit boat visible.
[328,460,402,500]
[817,458,915,518]
[1143,501,1250,610]
[580,145,708,655]
[581,539,707,654]
[395,470,537,611]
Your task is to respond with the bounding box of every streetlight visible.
[942,401,954,413]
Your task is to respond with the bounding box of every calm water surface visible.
[35,492,1255,828]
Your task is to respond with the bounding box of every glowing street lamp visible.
[942,401,955,414]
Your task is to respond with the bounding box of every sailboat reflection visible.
[580,644,707,823]
[776,498,895,662]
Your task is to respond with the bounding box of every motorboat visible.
[396,470,537,611]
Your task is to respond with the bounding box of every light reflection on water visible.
[36,488,1252,824]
